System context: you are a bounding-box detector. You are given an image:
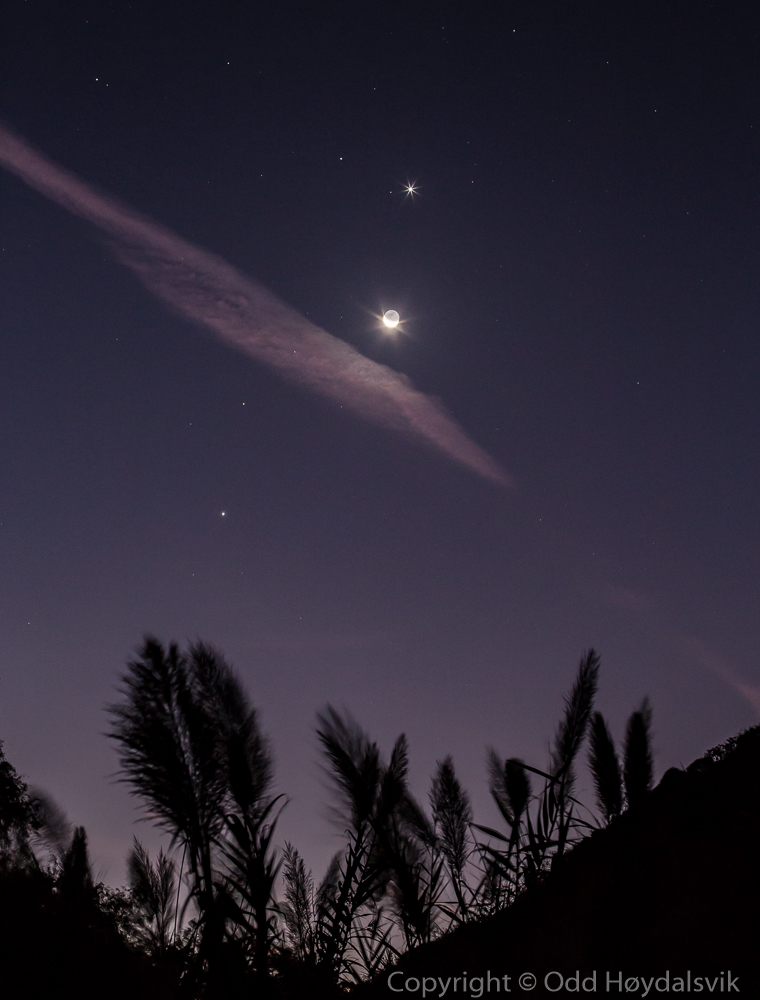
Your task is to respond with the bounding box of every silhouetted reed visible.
[1,641,669,997]
[107,637,282,992]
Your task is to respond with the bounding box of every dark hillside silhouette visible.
[363,726,760,998]
[0,831,169,1000]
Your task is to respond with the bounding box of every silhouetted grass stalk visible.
[102,639,657,992]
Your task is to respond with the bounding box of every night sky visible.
[2,1,759,884]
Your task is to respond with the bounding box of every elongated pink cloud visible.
[0,122,511,488]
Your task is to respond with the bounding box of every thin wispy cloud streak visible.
[0,123,511,488]
[680,634,760,718]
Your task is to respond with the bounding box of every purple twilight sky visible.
[1,0,759,885]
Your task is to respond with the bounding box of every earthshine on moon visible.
[382,309,400,328]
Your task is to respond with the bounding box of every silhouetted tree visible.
[58,825,96,904]
[0,741,39,866]
[27,788,72,860]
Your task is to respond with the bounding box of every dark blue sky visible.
[1,0,759,883]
